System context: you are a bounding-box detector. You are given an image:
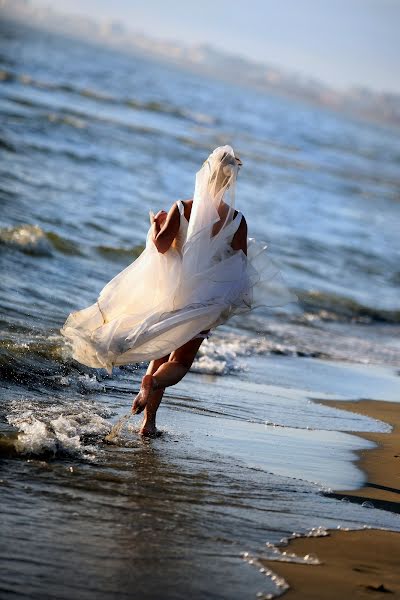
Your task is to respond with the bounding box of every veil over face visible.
[188,145,238,230]
[183,145,240,274]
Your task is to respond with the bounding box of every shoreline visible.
[261,399,400,599]
[322,400,400,513]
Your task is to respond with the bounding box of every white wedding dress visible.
[61,146,294,373]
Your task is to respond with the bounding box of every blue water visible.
[1,19,400,600]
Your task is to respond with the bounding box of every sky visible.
[33,0,400,93]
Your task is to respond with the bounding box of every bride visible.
[61,145,294,435]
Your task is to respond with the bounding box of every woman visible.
[62,145,293,436]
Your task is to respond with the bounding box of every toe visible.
[132,402,145,415]
[132,393,145,414]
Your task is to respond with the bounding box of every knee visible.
[155,356,168,369]
[148,355,169,374]
[168,351,194,371]
[169,358,190,373]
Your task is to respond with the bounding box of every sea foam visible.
[6,398,112,458]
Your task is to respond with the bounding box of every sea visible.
[1,18,400,600]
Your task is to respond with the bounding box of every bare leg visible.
[135,335,207,435]
[152,336,205,389]
[140,388,164,436]
[139,357,169,437]
[132,356,168,416]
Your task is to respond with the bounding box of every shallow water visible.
[1,18,400,600]
[1,352,400,600]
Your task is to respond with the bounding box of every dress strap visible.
[176,200,185,216]
[233,211,243,232]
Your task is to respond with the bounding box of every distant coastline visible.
[1,0,400,129]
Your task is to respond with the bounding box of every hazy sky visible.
[34,0,399,93]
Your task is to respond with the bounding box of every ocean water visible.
[1,19,400,600]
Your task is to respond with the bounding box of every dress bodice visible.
[174,200,242,256]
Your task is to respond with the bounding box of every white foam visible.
[242,551,290,599]
[191,330,300,376]
[191,355,228,375]
[13,417,58,455]
[6,398,112,458]
[0,224,53,255]
[263,542,321,565]
[77,373,106,392]
[242,316,400,366]
[305,526,329,537]
[192,333,270,375]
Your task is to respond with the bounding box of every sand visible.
[261,400,400,599]
[323,400,400,512]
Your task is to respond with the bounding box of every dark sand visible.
[323,400,400,512]
[261,400,400,599]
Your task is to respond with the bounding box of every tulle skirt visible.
[61,231,294,373]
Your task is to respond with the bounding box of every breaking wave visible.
[299,290,400,324]
[0,224,82,256]
[4,397,112,457]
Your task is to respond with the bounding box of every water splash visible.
[104,412,132,443]
[6,398,112,458]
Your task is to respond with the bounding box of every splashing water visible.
[104,412,132,443]
[6,398,112,457]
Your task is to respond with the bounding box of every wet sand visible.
[261,529,400,599]
[323,400,400,512]
[261,400,400,599]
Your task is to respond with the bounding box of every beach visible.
[325,400,400,512]
[261,529,400,599]
[261,399,400,598]
[1,18,400,600]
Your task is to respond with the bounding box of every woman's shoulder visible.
[180,199,193,221]
[176,199,246,226]
[180,198,193,207]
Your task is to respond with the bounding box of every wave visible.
[0,334,74,387]
[0,69,15,83]
[3,95,168,151]
[3,68,215,125]
[0,138,16,152]
[47,112,87,129]
[4,397,112,458]
[1,318,399,396]
[0,333,120,397]
[237,315,400,366]
[46,231,83,255]
[192,335,275,375]
[299,290,400,324]
[0,224,82,256]
[96,244,144,261]
[124,98,213,124]
[0,327,292,390]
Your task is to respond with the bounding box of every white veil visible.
[182,145,239,273]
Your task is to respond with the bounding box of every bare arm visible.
[151,203,180,254]
[231,215,247,256]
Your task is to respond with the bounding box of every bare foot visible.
[139,421,161,437]
[132,374,154,414]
